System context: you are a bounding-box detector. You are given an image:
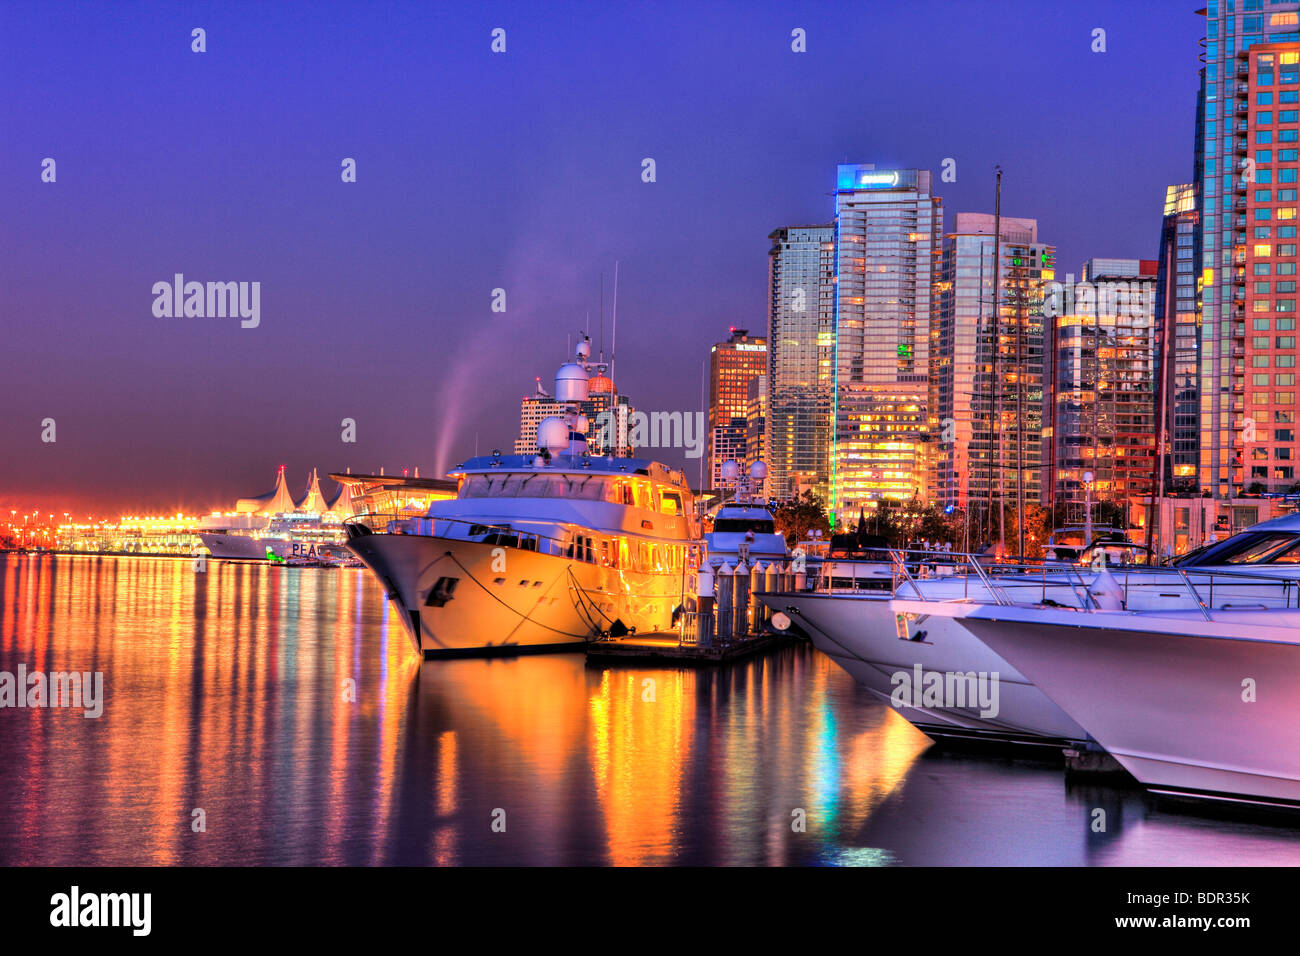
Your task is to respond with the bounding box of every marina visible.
[7,550,1300,867]
[7,0,1300,909]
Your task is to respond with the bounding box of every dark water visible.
[2,553,1299,866]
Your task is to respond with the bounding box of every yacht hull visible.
[347,533,689,657]
[906,602,1300,805]
[757,591,1088,744]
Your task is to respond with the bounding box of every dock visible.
[1062,747,1132,780]
[584,630,797,665]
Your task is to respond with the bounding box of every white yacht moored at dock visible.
[346,341,701,657]
[759,511,1300,749]
[894,596,1300,807]
[762,567,1090,746]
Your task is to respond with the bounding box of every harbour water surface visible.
[2,554,1299,866]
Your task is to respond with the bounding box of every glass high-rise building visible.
[1154,183,1201,494]
[936,213,1053,514]
[831,165,943,521]
[1044,259,1159,514]
[1197,2,1300,497]
[708,328,767,488]
[766,224,835,501]
[1233,41,1300,493]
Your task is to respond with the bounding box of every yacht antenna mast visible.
[611,260,619,386]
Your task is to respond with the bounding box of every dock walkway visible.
[584,630,797,665]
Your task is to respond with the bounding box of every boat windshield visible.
[460,473,609,501]
[714,518,776,534]
[1175,531,1300,566]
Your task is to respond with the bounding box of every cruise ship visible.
[196,467,353,561]
[345,341,701,657]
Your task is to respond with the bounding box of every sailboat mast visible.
[991,167,1004,553]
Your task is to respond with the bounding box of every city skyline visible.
[2,0,1199,514]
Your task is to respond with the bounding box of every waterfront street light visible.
[1082,471,1095,547]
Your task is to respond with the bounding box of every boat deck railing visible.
[343,512,577,558]
[865,549,1300,621]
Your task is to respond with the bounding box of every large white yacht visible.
[893,597,1300,807]
[759,512,1300,747]
[345,344,701,657]
[763,567,1091,745]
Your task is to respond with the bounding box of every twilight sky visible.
[1,0,1201,515]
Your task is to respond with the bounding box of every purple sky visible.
[0,0,1202,515]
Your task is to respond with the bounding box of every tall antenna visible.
[599,273,605,361]
[700,355,707,493]
[611,260,619,387]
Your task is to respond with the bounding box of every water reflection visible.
[1,554,1298,866]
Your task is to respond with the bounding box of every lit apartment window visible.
[1272,13,1299,27]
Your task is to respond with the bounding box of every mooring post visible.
[717,562,734,643]
[697,564,715,648]
[749,560,765,633]
[733,559,749,639]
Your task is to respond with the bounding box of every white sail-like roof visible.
[326,479,354,518]
[296,468,330,515]
[235,466,298,514]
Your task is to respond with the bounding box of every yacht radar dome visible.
[555,362,589,403]
[538,416,569,455]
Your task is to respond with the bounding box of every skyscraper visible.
[1235,41,1300,493]
[831,165,943,521]
[1196,3,1300,497]
[766,224,835,501]
[1044,259,1159,515]
[708,328,767,488]
[935,213,1053,514]
[745,375,768,496]
[1154,183,1201,495]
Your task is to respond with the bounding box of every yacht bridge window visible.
[1177,531,1300,566]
